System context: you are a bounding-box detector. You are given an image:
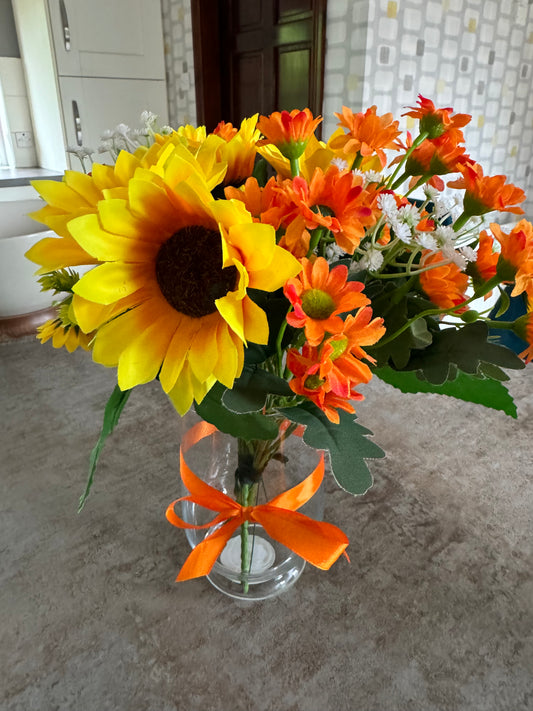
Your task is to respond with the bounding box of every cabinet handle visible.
[59,0,71,51]
[72,100,83,146]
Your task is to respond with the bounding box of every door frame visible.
[191,0,327,132]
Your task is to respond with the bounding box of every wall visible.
[323,0,533,214]
[0,0,37,168]
[161,0,197,128]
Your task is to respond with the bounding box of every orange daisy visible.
[403,95,471,141]
[318,308,386,398]
[328,105,401,168]
[473,230,499,284]
[516,308,533,363]
[287,345,363,424]
[448,162,526,218]
[419,250,469,312]
[257,109,322,160]
[278,166,379,254]
[284,257,370,346]
[405,135,470,190]
[490,220,533,300]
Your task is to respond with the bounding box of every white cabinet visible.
[12,0,168,171]
[47,0,167,81]
[59,76,168,154]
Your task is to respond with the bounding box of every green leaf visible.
[78,385,132,512]
[494,288,511,319]
[409,317,433,348]
[278,402,384,495]
[195,382,279,440]
[374,365,518,418]
[403,322,525,385]
[223,367,293,413]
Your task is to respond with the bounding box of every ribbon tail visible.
[176,518,243,581]
[254,507,349,570]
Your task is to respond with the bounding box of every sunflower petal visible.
[68,213,160,262]
[73,261,148,305]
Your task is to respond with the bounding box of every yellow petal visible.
[91,300,158,366]
[72,289,149,332]
[128,179,181,233]
[248,243,301,291]
[159,316,200,393]
[187,313,220,382]
[63,170,102,206]
[227,221,276,272]
[98,199,172,243]
[215,290,245,343]
[117,313,178,390]
[242,296,269,344]
[31,179,87,211]
[25,235,98,274]
[166,362,194,415]
[210,197,252,232]
[73,261,148,305]
[213,321,241,388]
[68,214,160,262]
[114,150,141,184]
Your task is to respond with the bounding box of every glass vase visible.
[179,424,324,601]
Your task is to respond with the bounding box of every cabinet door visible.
[48,0,166,80]
[58,76,168,165]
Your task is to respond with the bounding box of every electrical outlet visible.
[15,131,34,148]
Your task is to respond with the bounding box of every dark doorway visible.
[191,0,327,132]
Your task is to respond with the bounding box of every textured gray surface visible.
[1,337,532,711]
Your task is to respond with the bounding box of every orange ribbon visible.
[166,420,349,581]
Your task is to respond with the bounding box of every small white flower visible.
[325,243,346,261]
[140,110,158,127]
[392,221,412,243]
[460,246,477,263]
[331,157,349,171]
[377,193,398,220]
[397,203,421,228]
[423,184,440,202]
[362,170,382,185]
[160,125,174,135]
[358,247,384,272]
[416,232,438,251]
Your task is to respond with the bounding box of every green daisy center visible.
[301,288,336,320]
[155,226,238,318]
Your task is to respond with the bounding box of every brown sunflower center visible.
[155,225,238,318]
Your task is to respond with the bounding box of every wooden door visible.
[192,0,327,131]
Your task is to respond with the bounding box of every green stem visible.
[386,131,429,190]
[290,157,300,177]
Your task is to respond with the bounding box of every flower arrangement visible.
[26,97,531,594]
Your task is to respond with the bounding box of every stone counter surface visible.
[1,337,532,711]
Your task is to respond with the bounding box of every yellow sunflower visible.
[63,145,301,414]
[26,137,227,275]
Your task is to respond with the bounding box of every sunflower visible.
[61,146,300,414]
[26,137,227,275]
[37,318,92,353]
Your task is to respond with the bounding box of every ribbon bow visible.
[166,421,349,581]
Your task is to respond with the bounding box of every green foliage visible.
[223,366,293,413]
[401,322,525,384]
[195,383,279,441]
[278,401,385,496]
[78,385,131,512]
[375,365,519,418]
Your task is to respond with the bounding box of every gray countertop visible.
[1,336,532,711]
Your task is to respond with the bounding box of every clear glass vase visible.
[179,425,324,601]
